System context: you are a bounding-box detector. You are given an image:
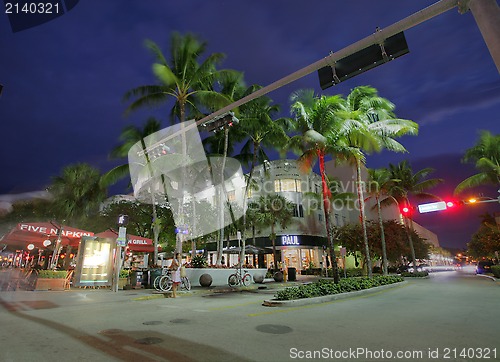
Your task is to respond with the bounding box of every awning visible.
[223,245,267,254]
[95,229,158,253]
[0,222,94,250]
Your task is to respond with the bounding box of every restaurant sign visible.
[281,235,300,246]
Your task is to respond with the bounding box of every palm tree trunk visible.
[241,141,259,272]
[356,158,372,278]
[376,195,388,275]
[271,225,277,273]
[403,216,418,271]
[318,151,340,283]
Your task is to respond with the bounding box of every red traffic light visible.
[400,204,413,216]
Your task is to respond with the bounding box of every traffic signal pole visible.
[141,0,499,155]
[194,0,499,128]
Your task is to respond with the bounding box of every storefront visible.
[206,234,327,271]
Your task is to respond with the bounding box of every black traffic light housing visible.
[318,31,409,89]
[201,112,239,132]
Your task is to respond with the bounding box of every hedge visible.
[491,265,500,279]
[275,275,404,301]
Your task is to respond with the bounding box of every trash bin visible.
[149,269,162,288]
[287,267,296,281]
[130,271,142,287]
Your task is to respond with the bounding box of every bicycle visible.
[153,269,173,292]
[228,268,252,287]
[153,269,191,292]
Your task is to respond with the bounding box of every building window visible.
[292,204,304,218]
[274,178,302,193]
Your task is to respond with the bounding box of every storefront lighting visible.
[43,239,51,247]
[27,244,35,250]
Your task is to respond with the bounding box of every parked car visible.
[476,260,494,274]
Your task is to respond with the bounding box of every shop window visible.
[227,190,236,202]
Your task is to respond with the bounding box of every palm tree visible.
[124,32,231,124]
[367,168,398,275]
[202,72,247,265]
[334,86,418,277]
[250,194,295,272]
[455,130,500,194]
[388,160,443,270]
[234,86,289,268]
[288,89,345,283]
[48,163,107,226]
[101,118,165,263]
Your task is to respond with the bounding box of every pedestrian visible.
[169,253,181,298]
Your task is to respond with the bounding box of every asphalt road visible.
[0,270,499,362]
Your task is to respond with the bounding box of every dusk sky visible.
[1,1,499,250]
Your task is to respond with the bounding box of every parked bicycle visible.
[228,268,252,287]
[153,269,191,292]
[153,269,172,292]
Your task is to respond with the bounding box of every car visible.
[476,260,494,274]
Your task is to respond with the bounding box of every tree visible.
[467,213,500,259]
[102,118,165,263]
[334,86,418,278]
[48,163,107,227]
[367,168,398,275]
[249,194,295,272]
[234,86,289,268]
[288,89,345,283]
[455,130,500,194]
[388,160,443,270]
[124,32,231,124]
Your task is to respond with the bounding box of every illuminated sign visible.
[73,237,114,287]
[281,235,300,246]
[417,201,447,214]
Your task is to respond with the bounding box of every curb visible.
[262,281,408,307]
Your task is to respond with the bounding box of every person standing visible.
[169,254,181,298]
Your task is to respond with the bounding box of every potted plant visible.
[119,269,130,290]
[35,270,69,291]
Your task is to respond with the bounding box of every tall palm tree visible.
[250,194,295,272]
[124,32,231,124]
[388,160,443,270]
[455,130,500,194]
[48,163,107,226]
[235,86,289,267]
[201,72,247,265]
[102,118,163,262]
[288,89,345,283]
[367,168,398,275]
[334,86,418,277]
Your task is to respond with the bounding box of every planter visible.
[35,278,67,291]
[118,278,128,290]
[184,268,267,287]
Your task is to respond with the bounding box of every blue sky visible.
[0,1,499,249]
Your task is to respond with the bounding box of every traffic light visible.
[318,31,410,89]
[400,204,413,217]
[201,112,239,132]
[445,201,456,208]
